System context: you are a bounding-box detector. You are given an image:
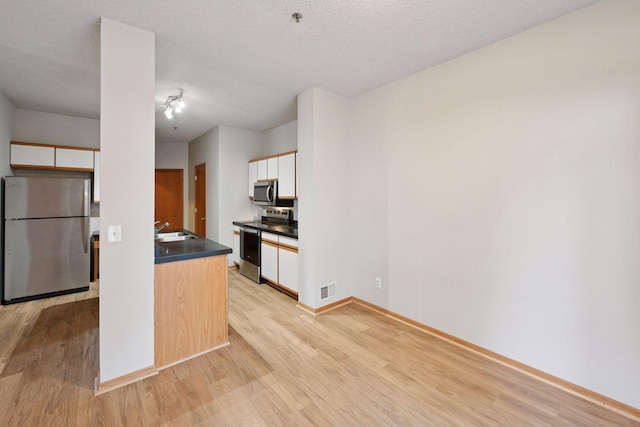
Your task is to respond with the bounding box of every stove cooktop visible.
[240,221,271,229]
[235,220,297,238]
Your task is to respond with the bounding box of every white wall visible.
[0,91,16,286]
[218,126,263,263]
[262,120,297,156]
[345,0,640,409]
[349,93,389,307]
[188,127,219,237]
[155,142,189,227]
[15,109,99,148]
[99,18,155,383]
[0,91,15,178]
[297,88,352,307]
[188,125,262,264]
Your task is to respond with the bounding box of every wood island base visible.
[154,254,228,370]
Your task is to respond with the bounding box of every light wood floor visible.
[0,272,637,426]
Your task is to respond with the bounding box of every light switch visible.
[107,225,122,243]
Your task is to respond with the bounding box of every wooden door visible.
[195,163,206,236]
[155,169,184,230]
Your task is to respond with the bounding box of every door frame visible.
[194,163,206,236]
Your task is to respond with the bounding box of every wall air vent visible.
[320,282,337,300]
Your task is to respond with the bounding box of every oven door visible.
[240,227,260,266]
[239,227,261,283]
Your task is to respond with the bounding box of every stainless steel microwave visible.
[253,180,277,206]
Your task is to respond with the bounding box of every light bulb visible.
[164,105,173,119]
[177,97,185,110]
[174,101,183,114]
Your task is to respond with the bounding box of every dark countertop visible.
[154,230,232,264]
[232,220,298,239]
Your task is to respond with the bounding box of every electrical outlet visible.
[375,277,382,289]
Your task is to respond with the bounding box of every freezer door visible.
[4,217,90,301]
[4,177,90,219]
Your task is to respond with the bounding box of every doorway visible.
[194,163,206,236]
[155,169,184,230]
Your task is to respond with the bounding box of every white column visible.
[297,88,352,309]
[99,17,155,384]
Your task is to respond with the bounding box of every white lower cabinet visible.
[233,227,240,265]
[261,232,279,284]
[260,232,298,296]
[279,247,298,293]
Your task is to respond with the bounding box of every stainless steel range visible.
[236,209,293,283]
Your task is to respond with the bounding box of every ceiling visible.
[0,0,599,144]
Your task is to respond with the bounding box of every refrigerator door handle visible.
[82,217,89,253]
[83,179,90,217]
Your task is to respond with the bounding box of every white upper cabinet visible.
[56,147,94,170]
[248,150,297,199]
[257,159,268,181]
[248,160,258,198]
[267,157,278,180]
[278,152,296,199]
[10,141,96,172]
[10,143,55,168]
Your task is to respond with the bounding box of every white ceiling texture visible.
[0,0,599,144]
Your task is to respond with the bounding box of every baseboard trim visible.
[297,297,352,316]
[156,342,230,371]
[348,297,640,421]
[296,301,316,314]
[95,365,158,396]
[263,278,299,300]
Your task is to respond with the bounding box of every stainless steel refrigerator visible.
[2,176,90,304]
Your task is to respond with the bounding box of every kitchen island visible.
[154,232,232,370]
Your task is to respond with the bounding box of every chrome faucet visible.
[154,221,170,234]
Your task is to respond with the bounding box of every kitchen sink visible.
[155,231,198,242]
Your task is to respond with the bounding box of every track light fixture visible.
[164,89,186,119]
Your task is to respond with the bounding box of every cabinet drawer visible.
[279,236,298,250]
[261,232,279,244]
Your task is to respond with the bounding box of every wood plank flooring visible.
[0,273,637,426]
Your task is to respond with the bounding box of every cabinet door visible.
[267,157,278,180]
[261,241,278,284]
[56,148,94,170]
[248,161,258,198]
[278,152,296,198]
[257,159,267,181]
[233,228,240,265]
[10,143,55,168]
[279,246,298,293]
[93,151,101,203]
